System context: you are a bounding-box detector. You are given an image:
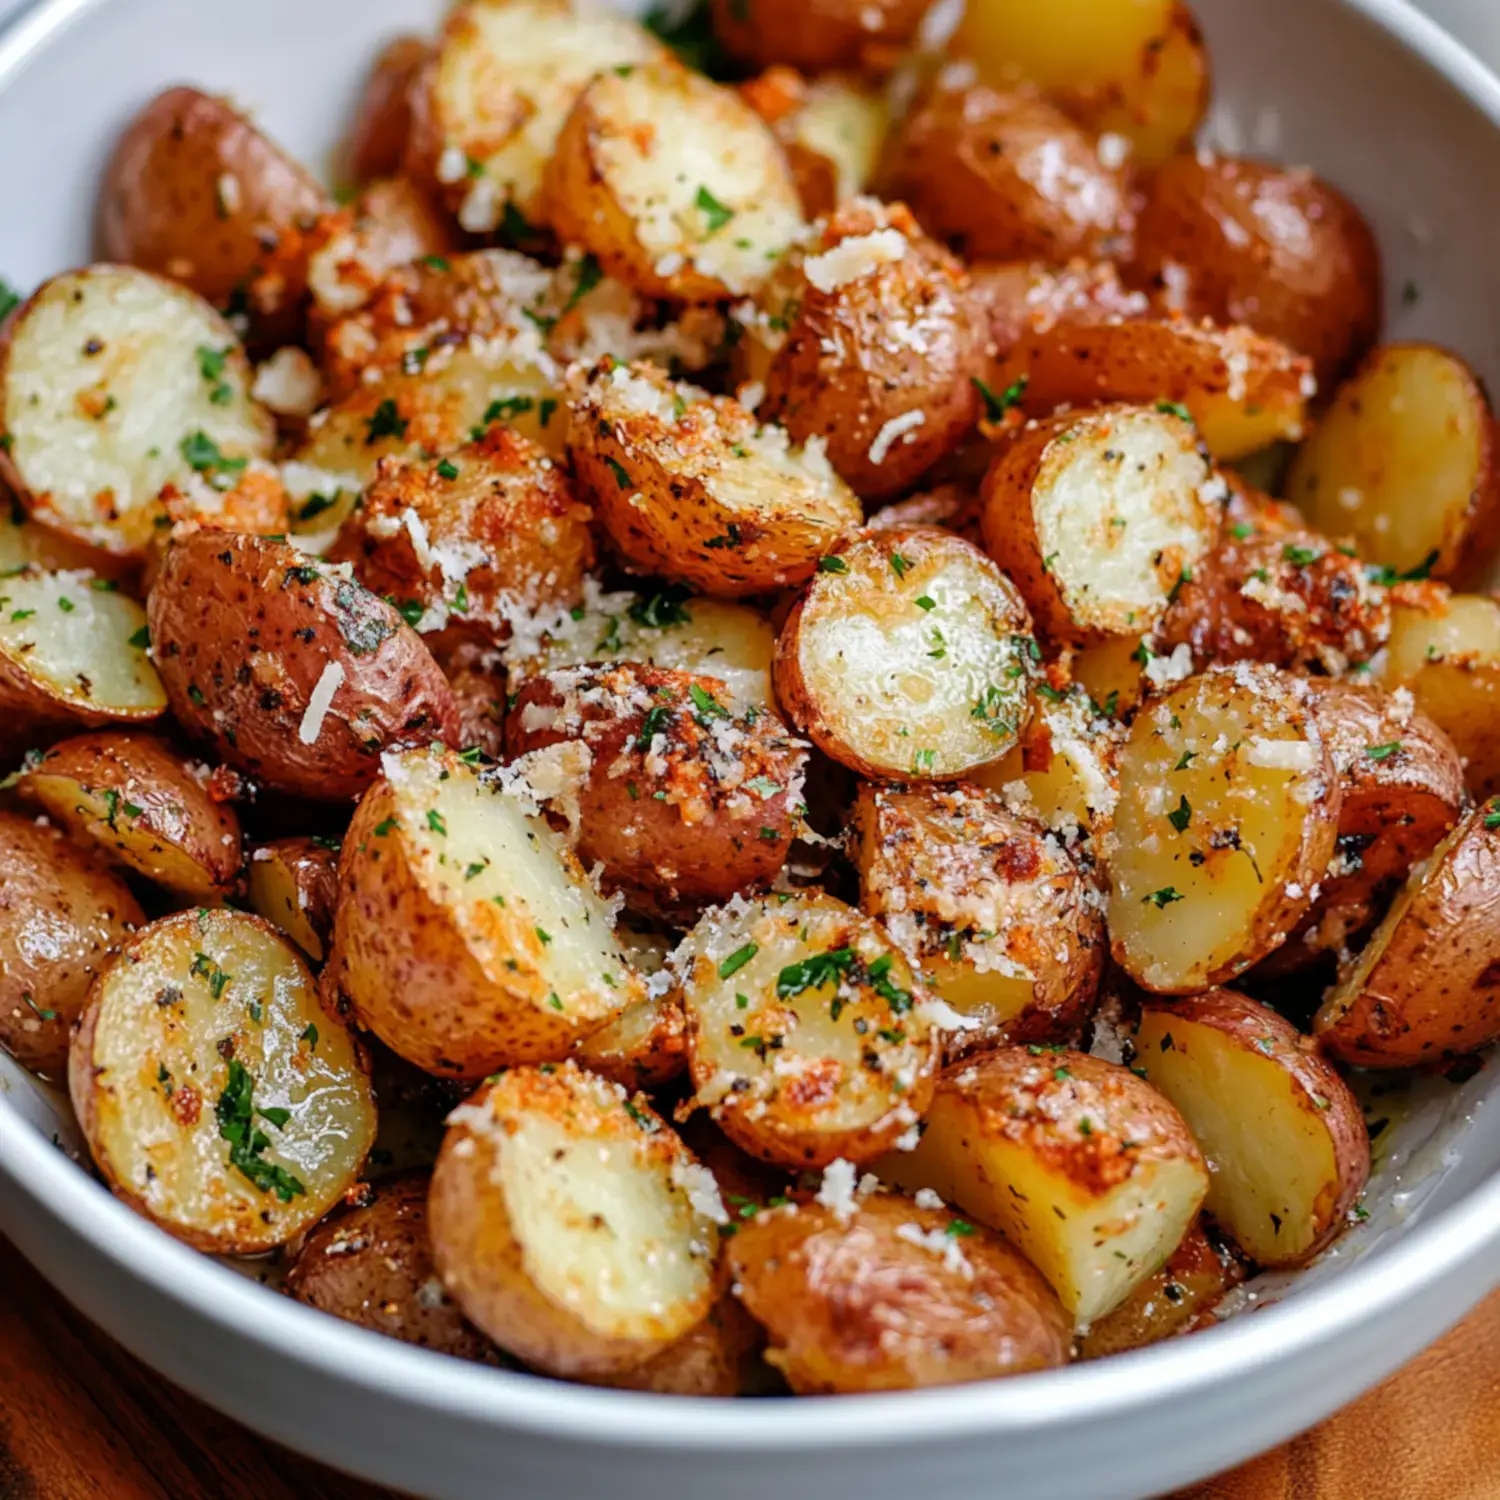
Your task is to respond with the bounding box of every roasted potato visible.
[574,989,688,1092]
[712,0,927,74]
[1127,152,1381,386]
[69,908,376,1254]
[1316,801,1500,1067]
[444,654,508,763]
[773,526,1038,779]
[568,360,861,597]
[328,745,644,1079]
[742,199,985,502]
[0,266,275,557]
[595,1294,762,1397]
[15,731,242,900]
[96,87,330,348]
[345,37,431,186]
[247,836,340,964]
[867,483,984,547]
[285,1171,506,1362]
[879,81,1133,263]
[1107,665,1341,992]
[980,403,1218,646]
[882,1047,1208,1323]
[676,890,941,1168]
[0,811,144,1076]
[853,782,1104,1053]
[429,1063,722,1377]
[506,663,807,919]
[147,529,459,801]
[1284,344,1500,586]
[969,258,1149,372]
[728,1189,1070,1392]
[545,61,806,302]
[1135,988,1369,1265]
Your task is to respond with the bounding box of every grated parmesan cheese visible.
[670,1160,729,1225]
[815,1158,860,1222]
[298,662,345,745]
[868,409,926,466]
[1246,738,1317,772]
[803,229,908,293]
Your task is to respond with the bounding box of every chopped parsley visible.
[628,585,693,628]
[817,555,848,574]
[718,943,758,979]
[695,185,734,232]
[196,345,234,405]
[1366,742,1402,761]
[636,704,670,749]
[364,398,407,445]
[1144,887,1184,908]
[1156,401,1193,423]
[973,375,1028,422]
[180,430,248,489]
[1167,795,1192,833]
[776,948,854,997]
[689,682,729,720]
[216,1060,306,1203]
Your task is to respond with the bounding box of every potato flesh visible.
[1108,670,1333,991]
[77,912,374,1251]
[248,850,328,962]
[951,0,1173,91]
[788,79,887,204]
[1286,346,1488,577]
[0,570,164,713]
[3,269,270,552]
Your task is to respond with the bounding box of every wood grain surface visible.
[0,1229,1495,1500]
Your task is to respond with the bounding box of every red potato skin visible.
[345,38,432,185]
[710,0,930,75]
[148,529,459,801]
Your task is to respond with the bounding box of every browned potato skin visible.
[96,87,330,349]
[345,38,431,185]
[867,483,983,546]
[880,83,1133,263]
[711,0,927,74]
[969,259,1148,374]
[285,1172,507,1363]
[18,731,243,899]
[444,657,507,763]
[148,529,460,802]
[1076,1220,1247,1360]
[248,836,339,963]
[0,811,144,1075]
[595,1295,763,1396]
[1317,801,1500,1067]
[755,200,985,502]
[507,663,805,920]
[327,428,594,643]
[1128,152,1382,387]
[728,1192,1071,1392]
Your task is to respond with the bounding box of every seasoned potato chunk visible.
[1107,665,1341,991]
[69,909,376,1254]
[429,1063,722,1377]
[980,404,1217,646]
[677,891,940,1167]
[712,0,928,74]
[575,990,687,1093]
[728,1190,1070,1392]
[1136,989,1369,1265]
[881,1048,1208,1323]
[774,526,1038,779]
[568,360,861,597]
[969,258,1149,372]
[247,837,340,964]
[853,783,1104,1054]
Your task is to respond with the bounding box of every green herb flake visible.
[1144,887,1184,908]
[718,943,758,980]
[695,185,735,232]
[973,374,1028,421]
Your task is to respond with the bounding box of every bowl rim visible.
[4,0,1500,1454]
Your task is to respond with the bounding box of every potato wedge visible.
[881,1047,1208,1323]
[1135,989,1369,1266]
[1284,344,1500,587]
[148,530,459,801]
[0,266,275,557]
[429,1063,721,1377]
[507,664,807,919]
[329,746,643,1079]
[677,891,940,1168]
[595,1294,763,1397]
[0,810,144,1076]
[773,525,1038,779]
[545,62,806,302]
[980,404,1217,646]
[1316,802,1500,1067]
[568,360,861,597]
[1107,665,1341,992]
[345,37,431,186]
[16,731,242,900]
[1128,152,1381,386]
[712,0,928,74]
[285,1171,506,1363]
[247,836,340,964]
[728,1189,1070,1392]
[853,782,1105,1054]
[69,908,376,1255]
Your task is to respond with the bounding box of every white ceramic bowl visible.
[3,1,1500,1496]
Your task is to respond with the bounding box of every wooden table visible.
[2,1232,1497,1500]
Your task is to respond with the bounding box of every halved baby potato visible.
[0,266,275,557]
[428,1062,722,1378]
[247,836,340,964]
[980,403,1217,646]
[727,1189,1070,1392]
[1316,801,1500,1068]
[677,890,940,1168]
[1135,988,1369,1266]
[69,908,376,1255]
[1107,665,1341,992]
[852,782,1104,1054]
[568,360,861,597]
[881,1047,1208,1324]
[774,525,1038,780]
[1284,344,1500,587]
[329,745,644,1079]
[16,731,241,900]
